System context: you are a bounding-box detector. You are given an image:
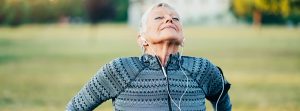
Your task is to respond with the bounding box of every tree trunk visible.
[253,9,262,28]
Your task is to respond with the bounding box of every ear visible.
[180,37,185,47]
[137,34,142,47]
[139,38,149,46]
[137,35,146,46]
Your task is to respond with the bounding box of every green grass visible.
[0,24,299,111]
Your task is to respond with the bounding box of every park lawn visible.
[0,24,300,111]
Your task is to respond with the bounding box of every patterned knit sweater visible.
[66,53,232,111]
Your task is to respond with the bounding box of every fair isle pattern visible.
[66,53,232,111]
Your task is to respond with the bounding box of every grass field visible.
[0,24,299,111]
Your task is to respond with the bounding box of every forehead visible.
[148,7,179,17]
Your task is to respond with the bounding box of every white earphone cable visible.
[141,37,225,111]
[215,73,225,111]
[178,46,188,109]
[141,37,188,111]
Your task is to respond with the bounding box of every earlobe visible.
[137,36,148,46]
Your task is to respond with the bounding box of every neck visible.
[145,41,179,66]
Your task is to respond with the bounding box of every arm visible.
[66,58,132,111]
[203,60,232,111]
[181,57,231,111]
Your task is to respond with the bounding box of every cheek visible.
[177,25,184,36]
[143,25,160,42]
[146,24,160,36]
[177,24,183,32]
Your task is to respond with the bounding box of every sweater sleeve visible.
[202,59,232,111]
[66,58,133,111]
[181,57,232,111]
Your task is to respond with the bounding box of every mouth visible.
[161,25,177,31]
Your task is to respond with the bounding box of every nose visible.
[165,15,173,23]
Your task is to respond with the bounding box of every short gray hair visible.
[139,2,181,34]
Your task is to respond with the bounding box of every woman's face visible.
[142,7,184,45]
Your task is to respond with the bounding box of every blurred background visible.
[0,0,299,111]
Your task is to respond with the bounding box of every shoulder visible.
[108,57,144,70]
[181,56,214,71]
[181,56,216,78]
[104,57,144,80]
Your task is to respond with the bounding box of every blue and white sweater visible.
[66,53,232,111]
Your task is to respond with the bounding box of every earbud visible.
[141,37,147,45]
[139,33,149,46]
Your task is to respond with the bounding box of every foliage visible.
[232,0,300,24]
[0,0,129,26]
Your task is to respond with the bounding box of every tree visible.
[85,0,115,24]
[232,0,292,25]
[0,0,129,26]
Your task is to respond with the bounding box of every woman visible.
[66,2,232,111]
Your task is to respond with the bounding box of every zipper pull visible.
[155,55,168,78]
[161,66,167,78]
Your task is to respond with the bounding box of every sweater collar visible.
[140,52,181,69]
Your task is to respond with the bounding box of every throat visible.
[145,41,179,66]
[155,43,178,66]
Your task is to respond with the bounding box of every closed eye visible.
[154,16,164,20]
[172,17,179,21]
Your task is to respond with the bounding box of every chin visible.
[157,34,182,44]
